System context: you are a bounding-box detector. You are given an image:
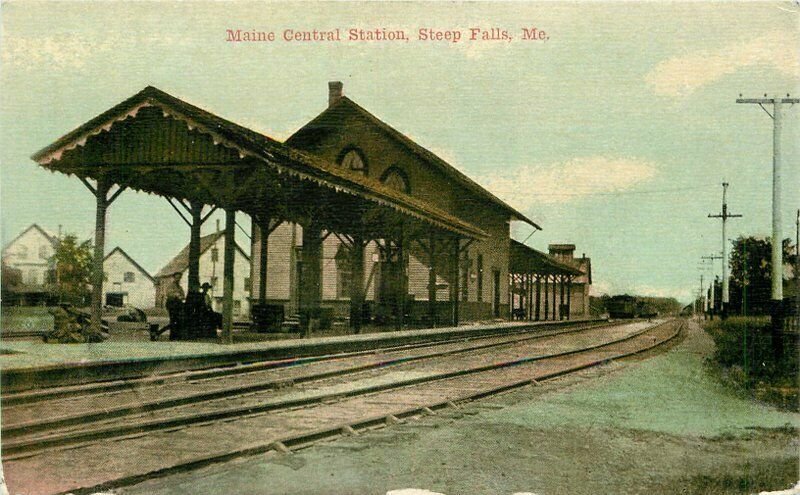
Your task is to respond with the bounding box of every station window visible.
[124,271,136,283]
[234,300,242,316]
[380,166,411,194]
[338,148,368,176]
[244,277,251,291]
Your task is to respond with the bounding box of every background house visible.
[103,247,155,308]
[155,231,251,319]
[1,224,58,305]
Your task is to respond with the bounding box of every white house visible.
[154,231,251,319]
[103,247,156,308]
[2,224,57,286]
[1,224,58,304]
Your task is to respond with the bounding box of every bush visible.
[704,317,798,411]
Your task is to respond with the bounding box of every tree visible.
[729,236,795,316]
[50,234,94,306]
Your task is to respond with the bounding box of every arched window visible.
[338,147,368,176]
[380,166,411,194]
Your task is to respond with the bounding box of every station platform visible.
[0,318,599,393]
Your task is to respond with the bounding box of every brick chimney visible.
[328,81,343,108]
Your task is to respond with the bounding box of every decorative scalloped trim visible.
[36,98,481,238]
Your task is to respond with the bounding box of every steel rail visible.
[50,320,684,495]
[2,319,610,406]
[2,320,676,458]
[1,319,617,435]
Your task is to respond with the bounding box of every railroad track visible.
[2,319,682,495]
[1,319,618,444]
[2,319,612,407]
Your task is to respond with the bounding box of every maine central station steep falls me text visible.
[225,27,549,43]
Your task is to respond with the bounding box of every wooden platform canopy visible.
[31,86,487,341]
[509,239,584,322]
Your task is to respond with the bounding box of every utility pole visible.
[736,94,798,354]
[708,182,742,318]
[698,273,705,318]
[702,254,722,319]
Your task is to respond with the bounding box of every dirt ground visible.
[118,320,799,495]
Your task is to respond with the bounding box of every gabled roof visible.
[31,86,486,241]
[287,96,541,230]
[509,239,584,276]
[155,231,250,279]
[2,224,58,254]
[104,247,155,283]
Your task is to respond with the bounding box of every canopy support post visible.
[427,231,438,328]
[543,275,549,321]
[396,224,407,331]
[258,222,269,304]
[187,201,203,294]
[300,222,323,336]
[221,208,236,344]
[451,238,460,327]
[350,233,366,334]
[85,177,125,336]
[90,179,110,336]
[566,276,572,320]
[535,275,541,321]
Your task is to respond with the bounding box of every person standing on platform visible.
[166,272,186,340]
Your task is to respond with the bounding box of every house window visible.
[26,270,39,285]
[39,245,49,259]
[380,166,411,194]
[477,254,484,302]
[18,245,28,259]
[338,148,368,176]
[244,277,251,292]
[124,271,136,283]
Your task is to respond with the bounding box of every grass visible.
[703,317,799,411]
[680,456,798,495]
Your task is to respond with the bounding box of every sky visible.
[1,1,798,304]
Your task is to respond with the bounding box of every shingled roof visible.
[287,95,541,230]
[32,86,487,241]
[155,231,250,279]
[509,239,584,276]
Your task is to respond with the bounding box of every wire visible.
[525,183,719,197]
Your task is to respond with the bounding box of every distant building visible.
[548,244,592,318]
[103,247,155,308]
[154,231,251,319]
[1,224,58,305]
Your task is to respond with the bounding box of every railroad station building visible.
[29,82,591,340]
[249,82,542,326]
